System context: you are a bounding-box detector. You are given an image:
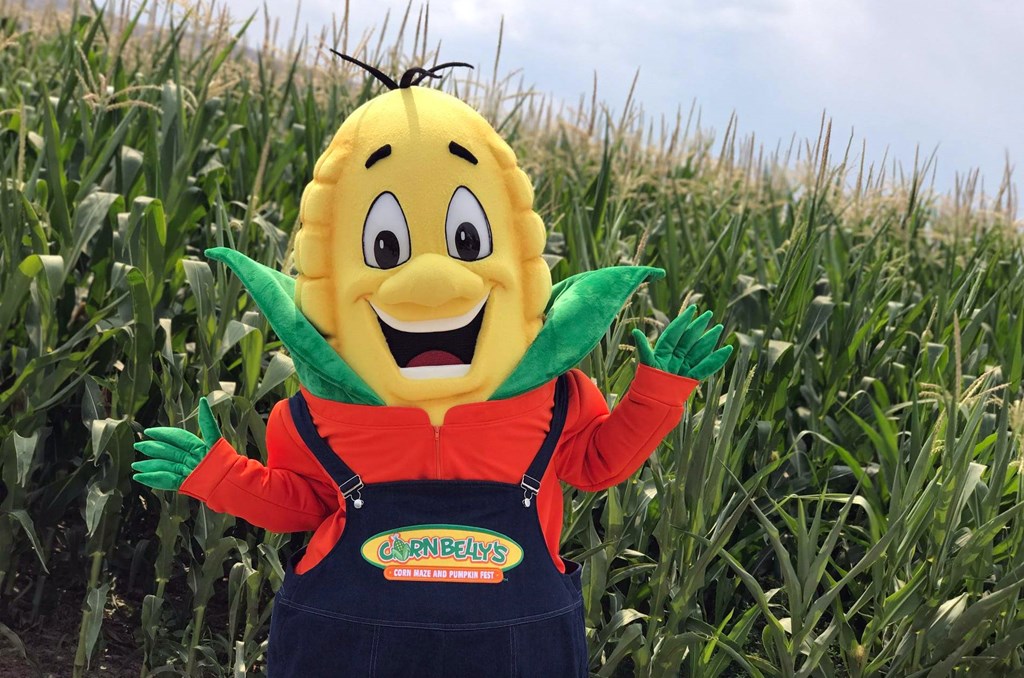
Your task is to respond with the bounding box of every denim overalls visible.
[267,375,588,677]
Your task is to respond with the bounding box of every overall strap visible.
[288,393,365,508]
[520,374,570,508]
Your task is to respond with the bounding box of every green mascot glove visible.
[132,397,221,491]
[631,305,733,380]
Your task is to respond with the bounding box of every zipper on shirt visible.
[433,425,441,477]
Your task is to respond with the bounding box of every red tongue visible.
[407,350,463,368]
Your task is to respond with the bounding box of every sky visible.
[214,0,1022,197]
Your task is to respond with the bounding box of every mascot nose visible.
[376,253,487,308]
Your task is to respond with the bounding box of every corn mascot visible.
[133,55,732,677]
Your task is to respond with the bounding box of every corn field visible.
[1,1,1024,676]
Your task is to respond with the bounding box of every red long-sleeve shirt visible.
[179,365,697,573]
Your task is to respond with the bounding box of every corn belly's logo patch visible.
[361,524,523,584]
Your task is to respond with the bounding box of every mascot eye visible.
[445,186,492,261]
[363,192,411,269]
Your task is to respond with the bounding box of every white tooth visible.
[370,293,488,333]
[399,365,472,380]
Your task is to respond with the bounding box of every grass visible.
[1,1,1023,676]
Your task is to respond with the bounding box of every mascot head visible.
[206,55,662,423]
[292,59,550,414]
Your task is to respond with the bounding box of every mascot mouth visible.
[370,295,487,380]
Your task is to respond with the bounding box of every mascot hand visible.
[631,305,733,380]
[132,397,221,491]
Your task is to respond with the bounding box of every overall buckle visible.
[520,474,541,508]
[339,475,365,509]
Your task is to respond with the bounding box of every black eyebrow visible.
[365,144,392,169]
[448,141,478,165]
